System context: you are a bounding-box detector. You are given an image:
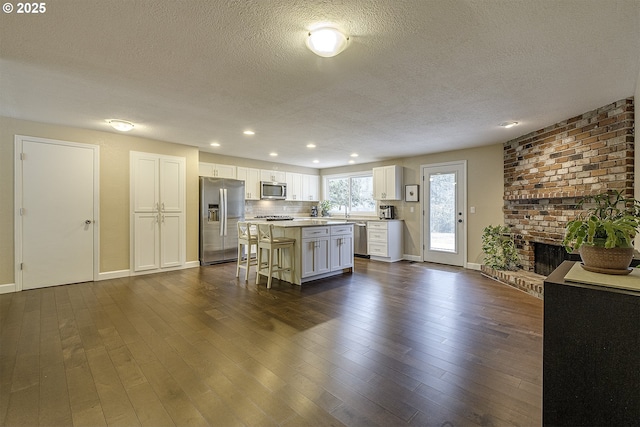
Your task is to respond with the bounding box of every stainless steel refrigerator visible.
[199,177,245,265]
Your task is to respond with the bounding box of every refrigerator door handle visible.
[219,188,225,236]
[222,188,228,236]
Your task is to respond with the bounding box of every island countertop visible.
[246,218,351,227]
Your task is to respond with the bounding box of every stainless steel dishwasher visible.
[352,222,369,258]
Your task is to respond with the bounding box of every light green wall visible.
[0,117,203,284]
[0,115,503,285]
[321,144,505,265]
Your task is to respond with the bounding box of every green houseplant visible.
[481,225,519,271]
[319,200,332,217]
[562,190,640,274]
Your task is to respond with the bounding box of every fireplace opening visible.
[534,243,572,276]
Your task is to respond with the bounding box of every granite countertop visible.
[248,218,352,227]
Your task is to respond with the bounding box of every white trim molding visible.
[0,283,16,294]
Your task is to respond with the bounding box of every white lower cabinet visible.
[331,224,354,271]
[160,212,184,268]
[367,220,403,262]
[301,227,331,278]
[133,212,184,271]
[134,213,160,271]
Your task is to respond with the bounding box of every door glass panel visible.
[429,173,456,252]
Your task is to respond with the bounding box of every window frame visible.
[323,171,377,217]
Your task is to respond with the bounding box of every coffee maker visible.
[379,205,395,219]
[310,206,318,217]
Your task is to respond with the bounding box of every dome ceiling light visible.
[107,119,134,132]
[306,27,349,57]
[499,121,519,128]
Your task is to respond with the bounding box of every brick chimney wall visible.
[503,98,634,271]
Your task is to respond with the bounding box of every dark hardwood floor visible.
[0,259,543,426]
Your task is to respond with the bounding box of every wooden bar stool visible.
[236,222,258,282]
[255,223,296,289]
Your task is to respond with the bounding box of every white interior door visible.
[422,161,466,267]
[16,136,98,290]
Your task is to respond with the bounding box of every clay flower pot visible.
[579,244,634,275]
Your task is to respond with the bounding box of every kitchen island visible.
[249,219,354,285]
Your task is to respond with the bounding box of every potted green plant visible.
[481,225,520,271]
[562,190,640,274]
[319,200,332,217]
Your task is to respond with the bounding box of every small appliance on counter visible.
[379,205,395,219]
[310,206,318,217]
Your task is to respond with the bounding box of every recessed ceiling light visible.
[348,160,355,164]
[269,152,278,157]
[210,142,220,147]
[306,27,349,57]
[307,143,316,148]
[107,119,134,132]
[350,153,358,157]
[312,160,319,164]
[243,130,255,135]
[499,121,519,128]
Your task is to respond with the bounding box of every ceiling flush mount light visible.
[306,27,349,57]
[107,119,134,132]
[499,121,519,129]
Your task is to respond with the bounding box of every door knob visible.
[85,220,92,225]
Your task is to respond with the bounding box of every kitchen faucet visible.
[344,205,350,218]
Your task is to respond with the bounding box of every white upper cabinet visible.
[159,158,184,212]
[199,162,236,179]
[373,165,402,200]
[237,167,261,200]
[132,155,159,212]
[261,169,286,183]
[286,172,303,201]
[302,174,319,202]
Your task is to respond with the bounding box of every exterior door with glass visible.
[422,161,466,266]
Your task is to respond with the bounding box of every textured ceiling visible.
[1,0,639,168]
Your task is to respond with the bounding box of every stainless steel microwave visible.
[260,181,287,200]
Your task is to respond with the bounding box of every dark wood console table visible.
[543,261,640,426]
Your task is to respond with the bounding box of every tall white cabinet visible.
[131,152,186,273]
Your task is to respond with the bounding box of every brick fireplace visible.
[503,98,634,273]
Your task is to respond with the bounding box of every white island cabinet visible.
[301,226,331,278]
[252,220,354,285]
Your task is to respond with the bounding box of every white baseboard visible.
[466,262,482,270]
[99,261,199,280]
[97,269,130,281]
[184,260,200,269]
[0,283,16,294]
[403,254,422,262]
